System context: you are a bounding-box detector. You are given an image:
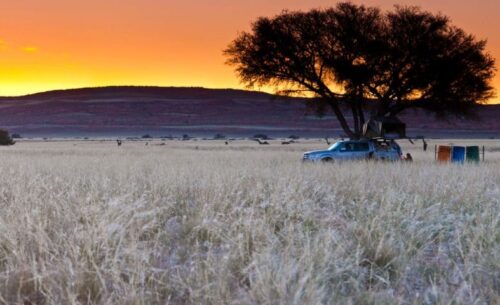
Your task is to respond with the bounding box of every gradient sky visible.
[1,0,499,103]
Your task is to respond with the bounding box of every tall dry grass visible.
[0,140,498,305]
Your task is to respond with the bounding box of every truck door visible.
[336,142,349,160]
[354,142,370,159]
[338,142,367,160]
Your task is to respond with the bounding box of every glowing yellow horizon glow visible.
[0,0,499,104]
[21,46,38,53]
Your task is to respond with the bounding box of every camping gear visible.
[466,146,480,163]
[363,116,406,139]
[435,145,485,163]
[451,146,466,163]
[437,145,451,163]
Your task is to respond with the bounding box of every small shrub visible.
[11,133,22,139]
[253,134,269,140]
[0,130,15,145]
[214,133,226,140]
[142,134,152,139]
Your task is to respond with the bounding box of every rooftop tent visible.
[363,116,406,139]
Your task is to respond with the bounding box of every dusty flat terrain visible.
[0,139,498,304]
[13,137,500,160]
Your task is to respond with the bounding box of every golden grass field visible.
[0,139,498,305]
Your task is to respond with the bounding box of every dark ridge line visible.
[0,86,286,100]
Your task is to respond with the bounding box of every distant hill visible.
[0,86,274,100]
[0,86,498,138]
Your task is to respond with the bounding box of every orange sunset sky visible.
[1,0,499,103]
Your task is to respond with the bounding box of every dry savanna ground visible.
[0,139,498,305]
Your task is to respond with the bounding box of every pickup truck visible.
[302,139,402,162]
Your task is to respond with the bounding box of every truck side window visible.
[355,143,369,151]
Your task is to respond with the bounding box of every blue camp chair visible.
[451,146,466,163]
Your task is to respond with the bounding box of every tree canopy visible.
[225,2,496,138]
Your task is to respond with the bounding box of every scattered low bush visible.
[213,133,226,139]
[253,133,269,139]
[0,129,15,145]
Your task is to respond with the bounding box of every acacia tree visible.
[225,3,495,138]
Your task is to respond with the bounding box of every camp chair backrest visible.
[451,146,466,163]
[437,145,452,163]
[466,146,480,163]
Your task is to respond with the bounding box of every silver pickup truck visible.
[302,139,402,162]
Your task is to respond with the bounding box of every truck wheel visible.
[321,157,333,163]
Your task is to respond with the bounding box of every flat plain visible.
[0,139,498,305]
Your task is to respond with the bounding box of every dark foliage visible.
[0,130,15,145]
[225,3,496,138]
[253,134,270,140]
[213,133,226,139]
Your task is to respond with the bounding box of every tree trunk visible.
[354,90,365,138]
[328,101,356,139]
[351,104,360,136]
[357,101,365,126]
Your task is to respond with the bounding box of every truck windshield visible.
[328,142,341,151]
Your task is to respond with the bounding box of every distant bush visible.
[289,135,300,139]
[11,133,22,139]
[182,134,191,141]
[142,134,152,139]
[0,130,15,145]
[253,134,269,140]
[213,133,226,140]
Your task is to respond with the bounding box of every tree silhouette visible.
[225,3,495,138]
